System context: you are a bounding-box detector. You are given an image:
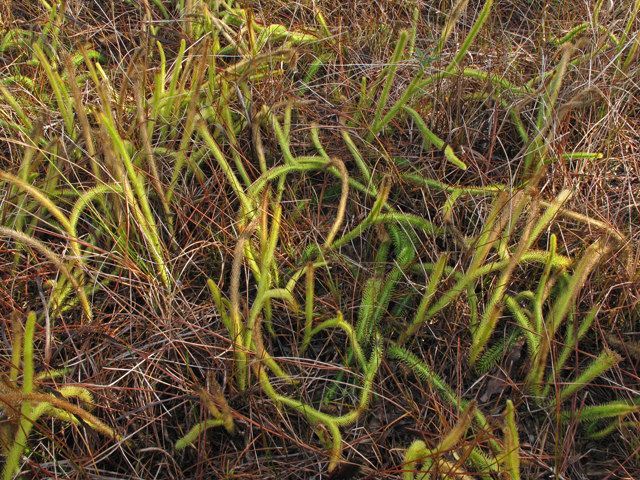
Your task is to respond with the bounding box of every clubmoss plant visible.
[178,1,635,473]
[175,371,234,450]
[0,0,637,477]
[0,312,119,479]
[402,401,495,480]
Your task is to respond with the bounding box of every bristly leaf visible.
[555,349,623,405]
[476,330,522,374]
[560,399,640,425]
[502,400,521,480]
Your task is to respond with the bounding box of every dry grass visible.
[0,0,639,478]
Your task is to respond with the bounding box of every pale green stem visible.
[306,313,367,370]
[371,30,409,135]
[445,0,493,74]
[301,262,315,354]
[197,122,254,218]
[230,218,259,391]
[340,128,376,192]
[100,113,171,288]
[402,106,467,170]
[322,158,349,251]
[398,254,447,344]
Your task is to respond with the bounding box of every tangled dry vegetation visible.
[0,0,639,478]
